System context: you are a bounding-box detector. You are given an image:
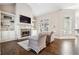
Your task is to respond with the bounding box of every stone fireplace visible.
[21,29,31,37]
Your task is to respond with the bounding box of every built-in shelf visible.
[1,11,15,31]
[40,19,49,32]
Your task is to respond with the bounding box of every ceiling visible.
[27,3,76,16]
[0,3,77,16]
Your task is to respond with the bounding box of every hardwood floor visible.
[0,39,79,55]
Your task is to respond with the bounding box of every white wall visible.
[35,9,75,38]
[15,3,34,39]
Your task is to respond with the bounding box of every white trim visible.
[0,10,15,16]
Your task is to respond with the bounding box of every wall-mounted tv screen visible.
[20,15,31,23]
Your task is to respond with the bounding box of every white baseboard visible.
[54,35,76,39]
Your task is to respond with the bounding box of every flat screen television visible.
[20,15,31,23]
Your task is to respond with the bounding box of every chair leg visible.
[30,49,38,55]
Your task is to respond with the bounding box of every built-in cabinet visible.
[35,17,49,33]
[1,13,15,31]
[0,11,16,43]
[39,19,49,32]
[1,31,15,42]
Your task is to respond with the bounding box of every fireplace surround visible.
[21,29,31,37]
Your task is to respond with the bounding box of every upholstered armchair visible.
[46,31,53,46]
[29,30,47,54]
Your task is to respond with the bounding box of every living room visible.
[0,3,79,55]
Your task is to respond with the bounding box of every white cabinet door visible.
[2,31,9,42]
[8,31,15,41]
[1,31,16,42]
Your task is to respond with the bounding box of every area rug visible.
[17,40,30,51]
